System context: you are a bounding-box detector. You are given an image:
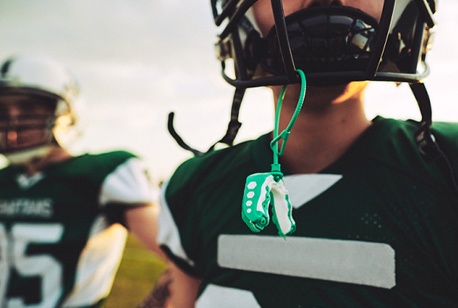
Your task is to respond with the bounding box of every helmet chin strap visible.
[410,83,458,194]
[167,87,245,156]
[4,145,52,166]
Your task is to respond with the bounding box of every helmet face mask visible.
[0,56,81,164]
[261,6,379,80]
[0,93,57,154]
[213,0,436,87]
[169,0,439,155]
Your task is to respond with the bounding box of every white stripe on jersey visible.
[218,235,396,289]
[62,216,127,306]
[196,284,260,308]
[283,174,342,208]
[99,157,155,206]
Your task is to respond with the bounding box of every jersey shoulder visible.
[55,150,138,183]
[431,121,458,152]
[370,117,458,159]
[166,134,270,199]
[368,117,458,190]
[0,151,138,185]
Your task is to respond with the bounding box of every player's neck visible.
[25,146,72,175]
[275,87,371,174]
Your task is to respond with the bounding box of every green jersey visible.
[0,151,154,307]
[159,117,458,307]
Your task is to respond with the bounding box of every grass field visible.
[105,234,167,307]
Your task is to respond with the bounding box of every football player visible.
[159,0,458,307]
[0,55,164,307]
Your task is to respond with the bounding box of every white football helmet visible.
[0,55,82,164]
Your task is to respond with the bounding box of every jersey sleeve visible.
[156,140,261,278]
[157,180,196,274]
[99,157,156,206]
[156,154,215,277]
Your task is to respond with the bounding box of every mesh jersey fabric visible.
[159,117,458,307]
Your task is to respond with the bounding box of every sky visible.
[0,0,457,181]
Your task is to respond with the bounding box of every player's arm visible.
[124,202,167,260]
[156,175,202,306]
[168,262,201,308]
[100,155,166,258]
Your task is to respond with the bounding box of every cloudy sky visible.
[0,0,457,181]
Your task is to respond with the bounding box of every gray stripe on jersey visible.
[196,284,260,308]
[218,235,395,289]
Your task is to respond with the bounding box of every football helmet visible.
[212,0,436,87]
[202,0,436,148]
[0,55,81,164]
[170,0,438,153]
